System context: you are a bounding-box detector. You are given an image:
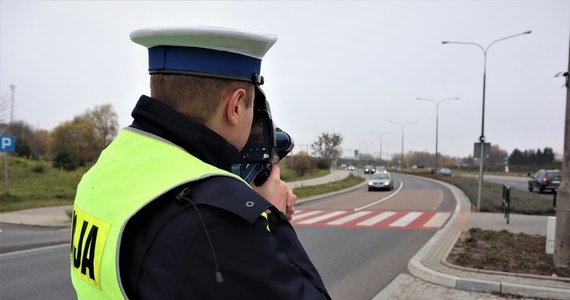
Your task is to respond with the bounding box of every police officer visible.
[69,26,331,299]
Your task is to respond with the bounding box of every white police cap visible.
[130,26,277,84]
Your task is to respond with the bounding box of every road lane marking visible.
[292,210,451,230]
[291,210,322,221]
[356,211,396,226]
[389,212,422,227]
[355,179,404,211]
[298,211,347,224]
[424,212,451,228]
[327,211,372,225]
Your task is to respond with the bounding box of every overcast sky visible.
[1,0,569,159]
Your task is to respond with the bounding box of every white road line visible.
[356,211,396,226]
[0,243,68,257]
[424,212,451,228]
[299,211,347,224]
[389,212,422,227]
[327,211,372,225]
[355,179,404,211]
[291,210,322,221]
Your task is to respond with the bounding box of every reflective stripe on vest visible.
[70,128,247,299]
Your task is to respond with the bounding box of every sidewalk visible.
[287,169,351,189]
[1,171,569,299]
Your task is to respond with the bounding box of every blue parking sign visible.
[1,136,15,152]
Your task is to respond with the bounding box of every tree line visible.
[1,103,118,170]
[285,131,560,175]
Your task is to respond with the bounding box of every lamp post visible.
[442,30,531,211]
[370,131,391,164]
[389,121,417,171]
[416,97,459,176]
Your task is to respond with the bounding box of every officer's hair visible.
[150,74,254,123]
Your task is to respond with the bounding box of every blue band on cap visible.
[148,46,261,81]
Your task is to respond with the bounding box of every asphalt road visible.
[295,173,456,299]
[0,244,75,300]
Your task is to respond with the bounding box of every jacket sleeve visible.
[267,211,332,299]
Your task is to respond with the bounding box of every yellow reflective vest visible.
[70,128,246,299]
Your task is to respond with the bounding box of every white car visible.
[368,172,394,191]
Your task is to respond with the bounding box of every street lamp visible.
[442,30,532,211]
[370,131,391,164]
[389,121,417,171]
[416,97,459,175]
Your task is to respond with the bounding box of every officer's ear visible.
[225,87,248,126]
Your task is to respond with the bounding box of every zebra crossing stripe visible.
[327,211,372,225]
[356,211,396,226]
[424,212,451,228]
[291,210,451,230]
[298,211,347,224]
[291,210,322,221]
[389,212,423,227]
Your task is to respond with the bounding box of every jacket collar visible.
[130,95,244,172]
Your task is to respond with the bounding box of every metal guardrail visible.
[502,184,511,224]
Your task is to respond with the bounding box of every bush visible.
[32,163,46,173]
[285,155,315,177]
[53,150,84,171]
[313,157,331,170]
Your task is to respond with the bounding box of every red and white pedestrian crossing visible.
[291,210,451,230]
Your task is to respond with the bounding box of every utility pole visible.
[555,39,570,268]
[10,84,15,124]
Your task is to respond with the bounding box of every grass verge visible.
[408,172,555,215]
[293,174,365,199]
[0,157,88,213]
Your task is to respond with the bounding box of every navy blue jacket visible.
[119,96,331,299]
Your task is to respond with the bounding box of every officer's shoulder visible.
[189,176,271,223]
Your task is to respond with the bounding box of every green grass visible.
[280,168,330,182]
[409,172,556,215]
[293,174,365,199]
[0,156,89,212]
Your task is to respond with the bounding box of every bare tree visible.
[311,132,343,161]
[0,94,10,128]
[83,103,119,147]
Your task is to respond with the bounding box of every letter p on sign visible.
[1,136,15,152]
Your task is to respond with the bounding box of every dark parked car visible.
[528,169,562,193]
[368,172,394,191]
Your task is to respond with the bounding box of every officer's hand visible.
[285,187,297,221]
[252,164,288,214]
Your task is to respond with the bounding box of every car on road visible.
[528,169,561,193]
[439,168,452,177]
[368,172,394,191]
[347,164,355,171]
[364,165,376,174]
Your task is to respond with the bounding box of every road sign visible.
[1,136,15,152]
[473,142,490,158]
